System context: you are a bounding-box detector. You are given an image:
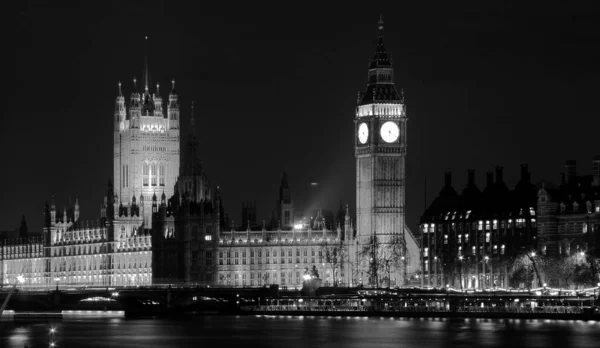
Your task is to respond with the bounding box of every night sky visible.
[5,1,600,233]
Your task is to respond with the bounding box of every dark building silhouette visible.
[419,165,537,289]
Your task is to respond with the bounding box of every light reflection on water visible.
[1,316,600,348]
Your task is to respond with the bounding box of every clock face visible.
[358,123,369,144]
[380,121,400,143]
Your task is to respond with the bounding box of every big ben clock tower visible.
[354,17,419,282]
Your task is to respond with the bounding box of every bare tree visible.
[387,234,407,287]
[320,238,346,287]
[359,233,397,288]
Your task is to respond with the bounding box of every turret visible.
[139,194,145,220]
[344,204,352,241]
[19,215,28,239]
[129,77,142,128]
[161,191,166,206]
[153,82,163,116]
[152,192,158,213]
[74,195,80,222]
[168,79,179,129]
[50,195,56,223]
[115,81,126,131]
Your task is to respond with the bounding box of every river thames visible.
[2,315,600,347]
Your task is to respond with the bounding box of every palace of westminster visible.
[2,19,599,291]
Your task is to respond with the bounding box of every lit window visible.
[472,246,476,255]
[465,233,469,243]
[424,260,429,272]
[485,233,490,243]
[458,234,462,244]
[458,246,462,255]
[478,221,483,231]
[583,223,588,234]
[492,220,498,230]
[159,165,165,186]
[485,221,490,231]
[466,210,472,219]
[529,207,536,216]
[501,245,505,255]
[430,224,435,233]
[444,235,448,244]
[531,219,536,228]
[424,247,429,257]
[205,235,212,241]
[596,207,599,213]
[143,165,149,186]
[151,165,157,186]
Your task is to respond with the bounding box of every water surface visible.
[2,315,599,347]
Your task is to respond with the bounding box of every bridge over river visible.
[0,285,278,317]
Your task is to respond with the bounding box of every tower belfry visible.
[352,17,420,285]
[113,38,180,228]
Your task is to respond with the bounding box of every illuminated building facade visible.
[419,165,540,289]
[215,202,353,288]
[536,159,600,287]
[0,52,219,289]
[352,17,420,285]
[420,159,600,290]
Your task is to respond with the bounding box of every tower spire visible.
[143,36,150,92]
[117,81,123,97]
[358,16,400,105]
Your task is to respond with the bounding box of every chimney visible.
[444,172,452,187]
[565,160,576,185]
[495,166,504,183]
[592,156,600,186]
[467,169,475,186]
[521,164,529,182]
[486,171,494,187]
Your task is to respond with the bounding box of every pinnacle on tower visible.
[170,79,177,96]
[117,81,123,97]
[143,36,150,92]
[358,16,401,105]
[369,15,391,69]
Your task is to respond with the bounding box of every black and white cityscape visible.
[2,2,600,347]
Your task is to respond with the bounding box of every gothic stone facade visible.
[352,18,419,284]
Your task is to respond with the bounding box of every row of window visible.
[142,164,166,186]
[219,248,318,259]
[423,244,506,257]
[422,218,536,233]
[142,145,167,152]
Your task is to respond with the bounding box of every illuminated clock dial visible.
[380,121,399,143]
[358,123,369,144]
